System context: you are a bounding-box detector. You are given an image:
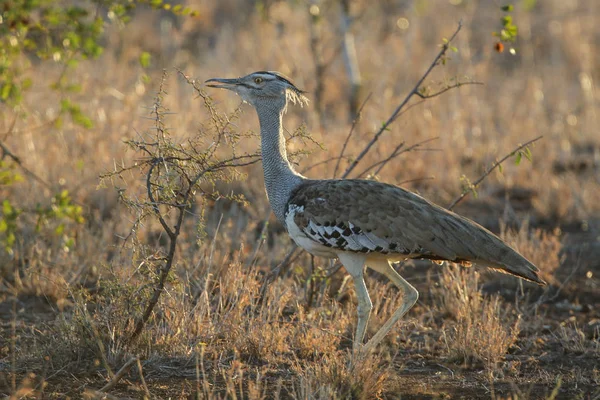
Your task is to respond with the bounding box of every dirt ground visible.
[1,0,599,399]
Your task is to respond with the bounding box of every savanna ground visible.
[1,0,599,398]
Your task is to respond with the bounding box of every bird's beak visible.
[205,77,240,90]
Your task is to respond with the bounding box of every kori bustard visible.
[206,71,545,353]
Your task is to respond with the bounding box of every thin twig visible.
[136,358,151,398]
[415,81,483,99]
[326,260,344,278]
[301,155,350,175]
[0,141,53,189]
[0,115,17,142]
[259,245,300,300]
[342,21,464,178]
[146,160,175,239]
[534,250,581,308]
[447,135,543,210]
[397,176,435,186]
[334,92,372,178]
[246,218,269,268]
[355,137,438,179]
[99,356,138,392]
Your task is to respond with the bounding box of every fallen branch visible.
[98,356,138,393]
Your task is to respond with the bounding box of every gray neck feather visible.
[255,97,305,224]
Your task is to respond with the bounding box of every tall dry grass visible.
[1,0,599,398]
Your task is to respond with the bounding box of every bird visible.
[206,71,545,353]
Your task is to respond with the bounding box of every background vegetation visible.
[1,0,598,398]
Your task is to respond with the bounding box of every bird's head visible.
[206,71,308,112]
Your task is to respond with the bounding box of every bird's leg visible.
[337,253,372,354]
[364,261,419,352]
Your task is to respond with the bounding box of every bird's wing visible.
[285,179,544,284]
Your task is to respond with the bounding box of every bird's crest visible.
[258,71,310,108]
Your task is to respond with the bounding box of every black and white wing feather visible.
[284,179,544,284]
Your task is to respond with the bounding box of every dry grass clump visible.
[1,0,599,397]
[555,320,600,356]
[435,266,521,374]
[291,352,396,400]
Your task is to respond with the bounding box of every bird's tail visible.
[481,252,546,285]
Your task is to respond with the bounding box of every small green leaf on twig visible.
[502,4,514,12]
[460,175,478,199]
[514,151,522,165]
[139,52,151,68]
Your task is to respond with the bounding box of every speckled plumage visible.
[207,71,545,354]
[284,179,542,282]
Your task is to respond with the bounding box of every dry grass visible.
[435,266,520,374]
[1,0,599,398]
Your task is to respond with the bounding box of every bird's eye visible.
[254,77,263,84]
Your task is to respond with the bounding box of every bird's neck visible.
[256,102,304,223]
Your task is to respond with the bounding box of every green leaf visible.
[139,51,151,68]
[523,0,537,11]
[6,232,15,247]
[515,151,522,165]
[502,16,513,26]
[22,78,33,90]
[1,83,13,100]
[524,147,533,162]
[501,4,514,12]
[64,237,75,249]
[2,200,14,216]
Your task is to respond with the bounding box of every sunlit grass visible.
[1,0,599,398]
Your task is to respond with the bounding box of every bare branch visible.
[415,80,484,99]
[447,135,543,211]
[98,357,138,392]
[302,155,351,175]
[333,92,372,178]
[397,176,435,185]
[1,141,53,189]
[146,159,175,239]
[259,245,301,301]
[342,21,464,178]
[355,137,438,179]
[122,70,262,344]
